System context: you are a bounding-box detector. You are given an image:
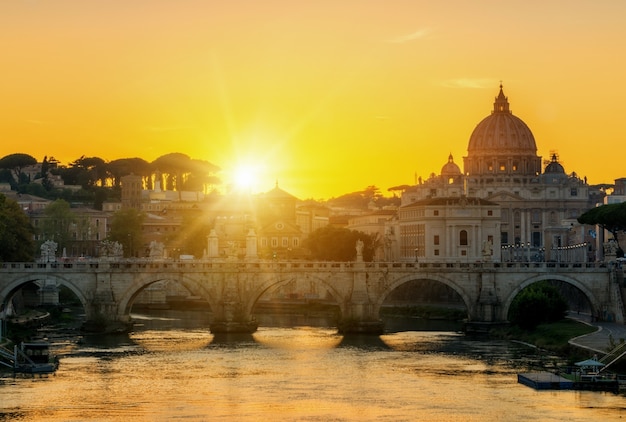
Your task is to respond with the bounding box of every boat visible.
[0,341,58,374]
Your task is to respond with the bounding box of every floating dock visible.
[518,372,574,390]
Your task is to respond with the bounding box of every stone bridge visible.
[0,260,623,334]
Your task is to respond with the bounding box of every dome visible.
[441,154,462,176]
[463,85,542,177]
[467,85,537,156]
[544,153,565,174]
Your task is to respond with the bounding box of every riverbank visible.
[490,315,626,374]
[490,319,596,357]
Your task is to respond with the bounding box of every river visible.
[1,310,624,421]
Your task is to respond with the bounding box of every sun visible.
[233,166,255,190]
[230,161,266,193]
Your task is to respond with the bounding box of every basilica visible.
[388,85,604,263]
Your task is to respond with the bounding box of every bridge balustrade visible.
[0,260,614,273]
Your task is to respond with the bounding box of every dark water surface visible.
[1,311,624,421]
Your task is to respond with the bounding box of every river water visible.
[1,311,625,421]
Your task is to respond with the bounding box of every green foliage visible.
[0,194,35,261]
[40,199,76,251]
[0,153,37,184]
[327,185,399,210]
[166,212,212,257]
[152,153,220,192]
[508,281,568,329]
[305,225,378,261]
[108,157,151,188]
[491,319,596,358]
[578,202,626,252]
[108,208,145,257]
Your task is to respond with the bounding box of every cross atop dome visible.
[493,83,510,114]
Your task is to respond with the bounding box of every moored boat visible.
[10,341,58,373]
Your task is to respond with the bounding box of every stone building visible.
[393,85,603,262]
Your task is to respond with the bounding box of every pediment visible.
[486,190,524,202]
[258,219,302,236]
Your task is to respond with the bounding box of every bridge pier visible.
[82,287,133,333]
[209,300,258,334]
[337,268,385,335]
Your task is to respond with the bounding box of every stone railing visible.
[0,259,612,273]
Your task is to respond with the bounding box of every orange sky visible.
[1,1,625,199]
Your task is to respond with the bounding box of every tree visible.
[108,208,145,257]
[508,281,568,329]
[578,202,626,254]
[152,153,220,192]
[167,212,212,257]
[40,199,76,252]
[108,157,152,188]
[305,226,378,261]
[327,186,399,210]
[57,155,109,188]
[0,153,37,185]
[0,194,35,261]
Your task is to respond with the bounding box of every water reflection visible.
[254,327,343,350]
[2,309,625,421]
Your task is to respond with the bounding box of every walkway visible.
[568,313,626,355]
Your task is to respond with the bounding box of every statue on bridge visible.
[99,240,124,260]
[356,239,364,262]
[149,241,165,260]
[40,240,58,263]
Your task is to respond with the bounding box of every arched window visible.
[459,230,468,246]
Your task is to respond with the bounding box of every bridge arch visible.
[0,273,92,317]
[246,272,348,321]
[501,274,601,321]
[374,273,474,319]
[115,273,220,322]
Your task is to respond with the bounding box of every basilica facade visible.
[389,86,603,263]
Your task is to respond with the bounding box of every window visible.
[487,210,493,216]
[570,188,578,196]
[434,235,440,245]
[271,237,278,247]
[461,250,467,256]
[282,237,289,247]
[434,249,439,256]
[459,230,468,246]
[549,212,557,224]
[531,210,541,223]
[292,238,299,247]
[261,238,268,247]
[433,210,439,216]
[532,232,541,247]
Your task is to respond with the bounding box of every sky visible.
[1,1,625,199]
